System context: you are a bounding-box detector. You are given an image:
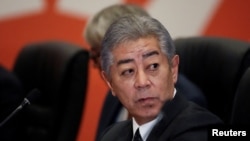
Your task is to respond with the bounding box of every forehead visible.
[112,37,161,58]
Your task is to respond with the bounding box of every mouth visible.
[137,97,156,104]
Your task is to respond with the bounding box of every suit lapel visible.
[146,93,189,141]
[109,120,133,141]
[119,127,133,141]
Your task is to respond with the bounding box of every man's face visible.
[102,37,179,125]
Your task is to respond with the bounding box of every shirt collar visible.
[132,88,176,140]
[132,113,163,141]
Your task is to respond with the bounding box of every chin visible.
[136,111,160,125]
[141,106,161,119]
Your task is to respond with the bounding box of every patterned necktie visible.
[133,128,143,141]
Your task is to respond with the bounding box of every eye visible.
[148,63,159,71]
[121,69,134,76]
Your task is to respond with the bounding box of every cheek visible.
[154,66,170,83]
[151,68,174,98]
[111,77,134,97]
[110,68,135,91]
[111,81,135,109]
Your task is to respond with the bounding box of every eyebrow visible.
[142,50,159,59]
[116,50,159,66]
[117,58,134,66]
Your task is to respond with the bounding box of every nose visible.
[134,70,150,90]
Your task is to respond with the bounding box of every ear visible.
[171,55,179,84]
[101,71,116,96]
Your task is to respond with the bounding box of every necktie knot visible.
[133,128,142,141]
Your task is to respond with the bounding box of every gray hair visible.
[84,4,149,48]
[101,15,176,78]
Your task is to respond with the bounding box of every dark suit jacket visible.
[95,74,207,141]
[99,93,223,141]
[95,91,121,141]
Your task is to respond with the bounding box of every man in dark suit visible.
[84,4,207,140]
[96,74,206,141]
[99,15,223,141]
